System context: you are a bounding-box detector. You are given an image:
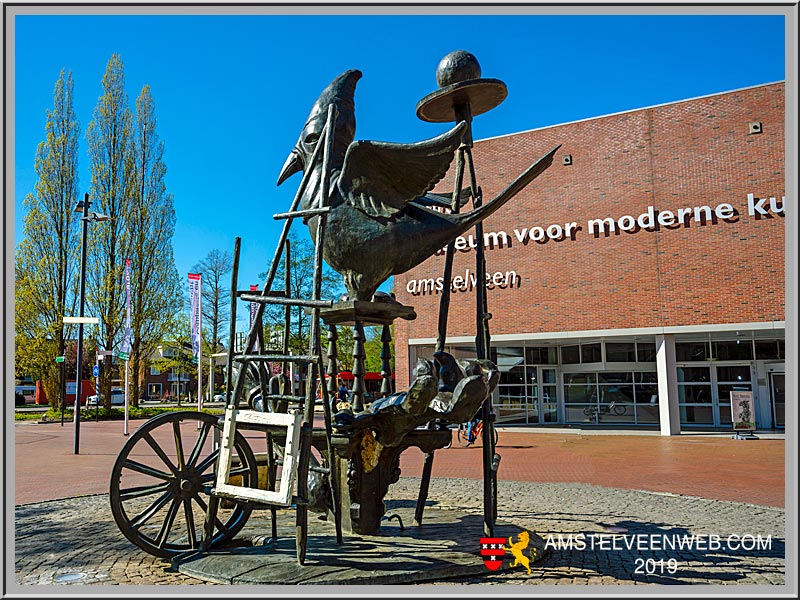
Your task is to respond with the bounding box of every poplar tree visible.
[15,69,81,409]
[86,54,134,407]
[126,84,182,406]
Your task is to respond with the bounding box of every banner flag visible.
[120,258,132,354]
[189,273,202,358]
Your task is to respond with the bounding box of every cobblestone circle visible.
[13,478,785,589]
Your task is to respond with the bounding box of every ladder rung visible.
[235,354,319,364]
[264,394,306,403]
[239,294,333,309]
[273,207,331,220]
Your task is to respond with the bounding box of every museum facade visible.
[393,82,786,434]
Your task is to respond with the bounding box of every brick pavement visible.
[13,479,786,589]
[10,419,790,591]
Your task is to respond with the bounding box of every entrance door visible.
[770,372,785,428]
[529,367,559,424]
[713,365,754,427]
[539,368,559,423]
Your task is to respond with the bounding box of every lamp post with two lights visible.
[72,192,111,455]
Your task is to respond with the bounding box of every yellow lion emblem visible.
[503,531,537,575]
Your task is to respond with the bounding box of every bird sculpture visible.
[277,69,559,301]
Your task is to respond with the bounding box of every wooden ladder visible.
[202,105,342,565]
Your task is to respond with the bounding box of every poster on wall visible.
[731,391,756,431]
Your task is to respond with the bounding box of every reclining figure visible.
[333,351,500,447]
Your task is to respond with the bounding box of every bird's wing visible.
[412,188,472,210]
[338,120,467,218]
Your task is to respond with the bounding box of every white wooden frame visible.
[213,406,303,507]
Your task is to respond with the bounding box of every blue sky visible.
[12,9,787,329]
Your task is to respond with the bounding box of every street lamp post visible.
[72,193,111,455]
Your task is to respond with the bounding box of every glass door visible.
[527,368,541,423]
[540,368,559,423]
[713,365,754,426]
[770,372,785,428]
[529,367,558,423]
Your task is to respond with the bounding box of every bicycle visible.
[583,400,627,417]
[456,418,499,447]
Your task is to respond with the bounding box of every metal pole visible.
[124,357,129,436]
[95,353,100,422]
[60,347,66,426]
[197,275,203,416]
[73,193,90,455]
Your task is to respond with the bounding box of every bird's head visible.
[277,69,362,186]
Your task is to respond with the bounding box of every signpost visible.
[731,390,759,440]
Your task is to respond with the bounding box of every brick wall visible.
[394,83,786,385]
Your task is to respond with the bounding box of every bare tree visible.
[191,249,232,350]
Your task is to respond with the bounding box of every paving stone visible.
[12,478,786,589]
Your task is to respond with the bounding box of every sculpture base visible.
[173,505,545,585]
[332,429,451,535]
[320,299,416,327]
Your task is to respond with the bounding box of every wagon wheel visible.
[109,411,258,559]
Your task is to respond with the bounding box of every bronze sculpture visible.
[109,50,560,565]
[277,69,558,302]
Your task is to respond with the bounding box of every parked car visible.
[86,388,126,407]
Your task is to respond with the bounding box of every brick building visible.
[394,82,786,433]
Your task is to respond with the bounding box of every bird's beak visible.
[277,148,303,186]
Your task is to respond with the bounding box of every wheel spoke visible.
[119,481,171,501]
[156,497,182,549]
[143,432,179,475]
[122,458,173,481]
[229,465,251,478]
[183,498,197,548]
[192,492,229,535]
[187,421,212,468]
[129,489,174,529]
[173,420,186,471]
[194,448,220,476]
[110,413,256,559]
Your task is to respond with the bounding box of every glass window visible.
[581,343,602,363]
[636,404,660,423]
[500,365,525,385]
[675,342,709,361]
[526,347,558,365]
[561,345,580,364]
[778,340,785,359]
[606,342,636,362]
[564,373,597,385]
[564,385,595,404]
[599,372,633,384]
[716,366,751,383]
[600,385,635,404]
[150,366,160,375]
[677,367,711,382]
[635,372,658,383]
[755,340,780,360]
[713,340,753,361]
[680,405,713,424]
[636,343,657,362]
[635,384,659,405]
[678,385,712,403]
[717,384,752,402]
